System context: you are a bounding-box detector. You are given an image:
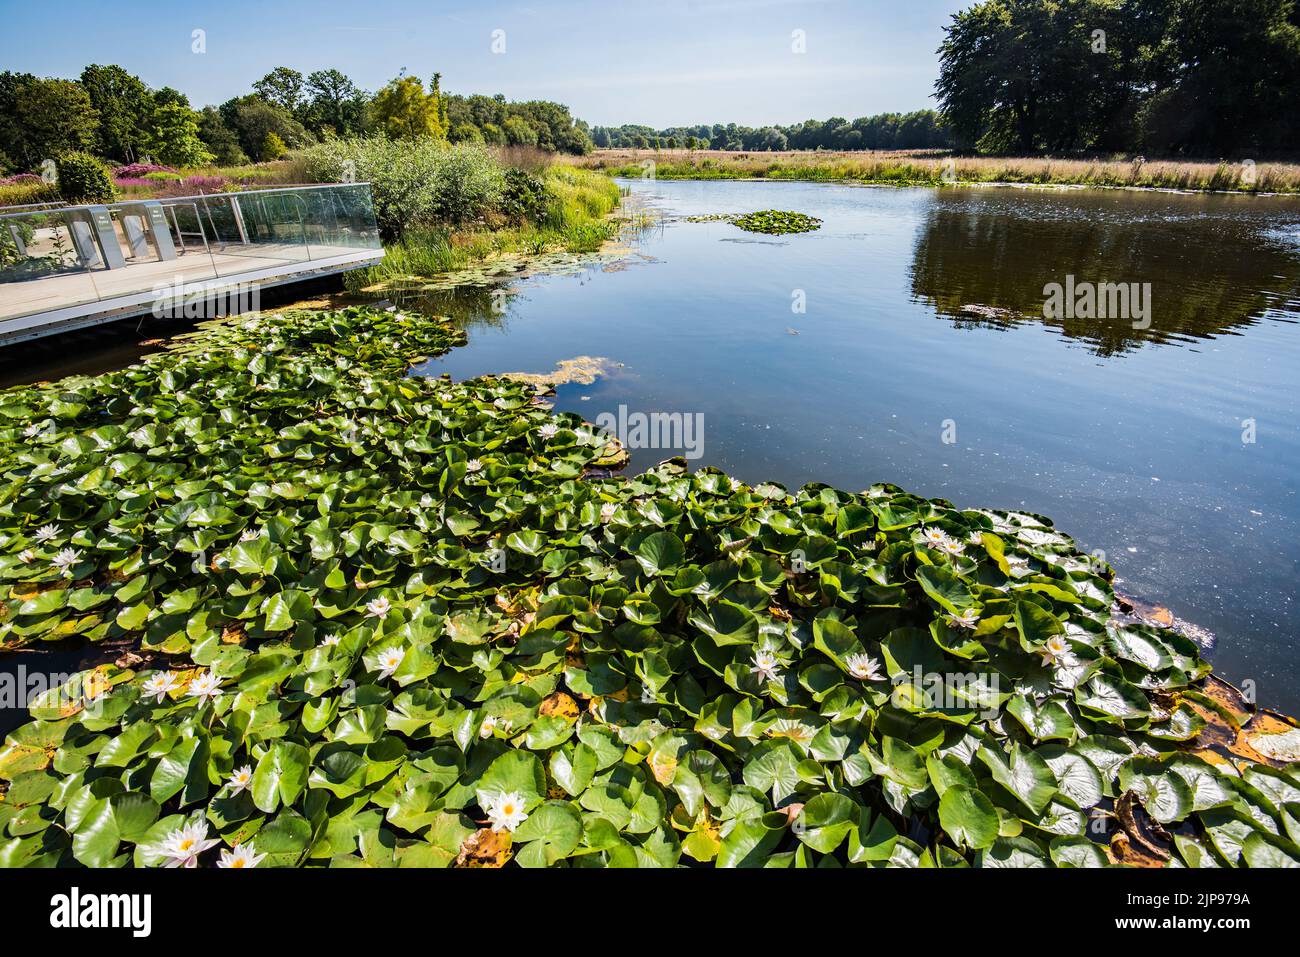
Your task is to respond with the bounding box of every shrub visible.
[54,151,116,203]
[262,132,288,160]
[300,136,504,239]
[0,177,60,209]
[499,167,548,222]
[112,162,178,179]
[426,142,505,224]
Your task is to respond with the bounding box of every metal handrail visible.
[0,183,372,221]
[160,201,212,257]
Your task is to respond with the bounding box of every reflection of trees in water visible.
[909,195,1300,357]
[388,283,510,331]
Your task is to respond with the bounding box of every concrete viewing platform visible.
[0,184,384,346]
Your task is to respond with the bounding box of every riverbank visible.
[1,303,1297,869]
[566,148,1300,194]
[344,166,624,290]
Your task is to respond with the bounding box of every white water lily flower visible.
[365,596,391,619]
[142,671,181,703]
[599,502,618,523]
[227,765,253,794]
[34,524,60,542]
[320,634,341,647]
[23,423,42,438]
[538,423,559,440]
[18,549,36,564]
[921,526,949,547]
[479,714,511,739]
[239,527,261,542]
[845,653,886,682]
[216,842,267,869]
[375,646,405,680]
[482,790,529,833]
[51,547,81,576]
[937,537,966,556]
[186,670,223,703]
[968,531,985,545]
[946,607,980,630]
[1039,634,1071,667]
[465,458,483,473]
[159,821,220,868]
[750,648,782,683]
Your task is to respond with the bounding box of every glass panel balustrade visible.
[0,184,381,328]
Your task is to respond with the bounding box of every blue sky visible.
[0,0,968,126]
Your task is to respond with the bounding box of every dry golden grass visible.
[564,148,1300,193]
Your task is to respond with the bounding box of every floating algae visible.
[498,355,621,389]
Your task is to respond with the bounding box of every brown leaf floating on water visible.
[455,828,511,868]
[539,691,580,722]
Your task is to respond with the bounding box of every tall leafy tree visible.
[197,106,248,165]
[0,76,98,168]
[368,75,446,140]
[80,64,152,162]
[140,100,213,166]
[304,69,366,136]
[252,67,306,116]
[218,95,312,161]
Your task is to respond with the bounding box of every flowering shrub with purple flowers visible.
[111,162,178,179]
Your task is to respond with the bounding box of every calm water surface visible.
[410,180,1300,711]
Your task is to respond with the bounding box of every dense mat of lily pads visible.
[1,306,1298,868]
[684,210,823,235]
[732,210,822,235]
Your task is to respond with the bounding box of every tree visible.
[253,67,306,116]
[219,95,312,160]
[140,100,214,167]
[369,75,446,140]
[80,64,152,162]
[197,107,248,165]
[501,115,538,146]
[1,76,98,167]
[0,72,36,170]
[261,132,288,160]
[448,122,484,143]
[934,0,1300,155]
[1140,0,1300,153]
[304,69,366,136]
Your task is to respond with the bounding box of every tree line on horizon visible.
[590,111,953,152]
[0,64,595,175]
[937,0,1300,155]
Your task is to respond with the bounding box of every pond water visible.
[409,179,1300,713]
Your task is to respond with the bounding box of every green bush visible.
[300,136,504,239]
[0,178,60,209]
[55,151,116,203]
[427,142,504,224]
[499,167,549,222]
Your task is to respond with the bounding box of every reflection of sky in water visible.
[409,180,1300,712]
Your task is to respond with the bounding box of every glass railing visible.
[0,183,381,326]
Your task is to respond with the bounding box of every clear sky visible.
[0,0,968,127]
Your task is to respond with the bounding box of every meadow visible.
[568,148,1300,194]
